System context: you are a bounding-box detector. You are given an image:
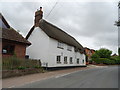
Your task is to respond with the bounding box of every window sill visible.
[57,47,64,49]
[57,62,61,64]
[2,53,14,55]
[64,62,68,64]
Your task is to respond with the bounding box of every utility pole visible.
[115,1,120,56]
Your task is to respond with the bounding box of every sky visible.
[0,0,119,54]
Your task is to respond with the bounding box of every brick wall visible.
[14,44,26,58]
[2,41,26,58]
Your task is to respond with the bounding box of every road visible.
[16,66,118,88]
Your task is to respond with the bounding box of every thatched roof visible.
[26,19,84,53]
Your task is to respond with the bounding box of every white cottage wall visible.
[48,38,86,67]
[26,27,50,66]
[26,27,86,67]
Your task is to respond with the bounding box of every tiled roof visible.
[1,28,31,45]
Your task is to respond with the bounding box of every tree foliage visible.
[91,48,120,65]
[91,53,99,59]
[118,47,120,57]
[95,48,112,58]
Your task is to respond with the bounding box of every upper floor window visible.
[56,56,61,64]
[64,56,67,64]
[57,42,64,49]
[70,57,73,64]
[67,45,72,51]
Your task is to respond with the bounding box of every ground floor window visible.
[82,59,84,64]
[56,56,61,64]
[77,58,79,64]
[2,45,15,54]
[64,56,67,64]
[70,57,73,64]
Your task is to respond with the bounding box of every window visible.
[77,59,79,64]
[56,56,61,64]
[67,45,72,51]
[57,42,64,49]
[70,57,73,64]
[64,56,67,64]
[2,45,15,54]
[82,59,84,64]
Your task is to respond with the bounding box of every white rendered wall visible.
[26,27,50,66]
[26,27,86,67]
[48,38,86,67]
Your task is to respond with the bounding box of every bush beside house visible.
[91,48,120,65]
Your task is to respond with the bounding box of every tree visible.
[91,53,99,59]
[95,48,112,58]
[118,47,120,57]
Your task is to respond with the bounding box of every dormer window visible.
[67,45,72,51]
[57,41,64,49]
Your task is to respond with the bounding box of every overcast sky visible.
[0,0,119,54]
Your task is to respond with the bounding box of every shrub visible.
[34,65,41,68]
[2,57,41,70]
[92,58,117,65]
[2,55,20,70]
[17,66,26,70]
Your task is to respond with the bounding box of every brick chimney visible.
[34,7,43,27]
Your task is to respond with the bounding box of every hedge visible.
[92,57,120,65]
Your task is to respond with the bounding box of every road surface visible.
[16,66,118,88]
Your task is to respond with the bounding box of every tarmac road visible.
[16,65,119,88]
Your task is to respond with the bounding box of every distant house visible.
[112,53,118,57]
[26,7,86,67]
[84,47,95,64]
[0,13,31,58]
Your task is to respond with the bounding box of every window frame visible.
[64,56,67,64]
[70,57,73,64]
[67,45,72,51]
[82,59,84,64]
[77,58,79,64]
[56,56,61,64]
[2,44,15,55]
[57,42,64,49]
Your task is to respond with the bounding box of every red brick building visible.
[84,47,95,64]
[0,13,31,58]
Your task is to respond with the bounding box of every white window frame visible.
[82,59,84,64]
[67,45,72,51]
[77,58,79,64]
[57,42,64,49]
[70,57,73,64]
[64,56,67,64]
[56,56,61,64]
